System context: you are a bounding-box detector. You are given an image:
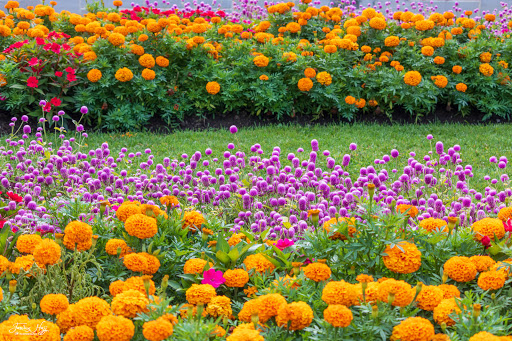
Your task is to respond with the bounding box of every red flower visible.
[62,43,71,51]
[50,98,62,106]
[28,57,39,66]
[0,220,6,229]
[7,192,22,203]
[66,73,76,82]
[505,219,512,232]
[43,103,52,112]
[65,67,76,74]
[481,235,491,248]
[27,76,39,88]
[55,71,63,77]
[36,37,45,45]
[50,42,61,54]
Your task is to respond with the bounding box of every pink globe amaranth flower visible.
[481,235,491,248]
[202,268,225,288]
[275,238,294,250]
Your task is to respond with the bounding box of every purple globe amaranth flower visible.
[229,125,238,134]
[80,106,88,114]
[349,143,357,151]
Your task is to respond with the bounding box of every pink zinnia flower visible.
[27,76,38,88]
[28,57,39,66]
[201,268,225,288]
[276,238,294,250]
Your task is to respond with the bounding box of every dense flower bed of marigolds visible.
[1,0,512,129]
[0,108,511,340]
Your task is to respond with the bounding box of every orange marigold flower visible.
[396,204,419,217]
[276,301,313,330]
[316,71,332,85]
[469,255,496,272]
[391,317,435,341]
[443,256,477,282]
[238,299,261,322]
[498,206,512,221]
[421,46,434,56]
[479,52,492,63]
[96,315,134,341]
[345,96,356,105]
[226,329,264,341]
[255,293,287,323]
[105,239,131,257]
[479,63,494,76]
[253,55,269,67]
[382,241,421,274]
[472,217,505,241]
[419,217,447,232]
[184,258,211,274]
[304,67,316,78]
[125,276,156,296]
[73,297,112,329]
[139,53,155,68]
[438,284,460,299]
[63,325,95,341]
[109,280,127,296]
[182,211,205,232]
[354,281,379,304]
[111,289,149,318]
[123,253,148,273]
[384,35,399,47]
[477,270,506,290]
[456,83,467,92]
[64,220,93,244]
[186,284,216,305]
[33,238,61,266]
[433,298,461,326]
[303,262,331,282]
[125,214,158,239]
[206,81,221,95]
[369,17,386,30]
[142,317,174,341]
[298,77,314,91]
[243,253,275,274]
[206,295,232,318]
[159,195,179,207]
[116,204,141,222]
[108,32,125,46]
[224,269,249,287]
[141,68,156,80]
[16,234,42,254]
[57,304,78,333]
[115,67,134,82]
[40,293,69,315]
[356,274,374,283]
[323,304,353,327]
[415,285,443,311]
[324,44,337,53]
[434,56,445,64]
[140,252,160,275]
[322,280,357,306]
[377,279,414,307]
[469,331,501,341]
[431,75,448,88]
[87,69,102,82]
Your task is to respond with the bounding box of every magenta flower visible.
[276,238,294,250]
[201,268,225,288]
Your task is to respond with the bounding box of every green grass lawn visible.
[82,123,510,191]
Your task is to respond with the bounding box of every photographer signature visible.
[9,322,49,335]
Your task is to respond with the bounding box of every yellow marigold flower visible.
[40,293,69,315]
[253,55,269,67]
[206,295,232,318]
[139,53,155,68]
[433,298,461,326]
[206,81,221,95]
[297,77,313,91]
[276,301,313,331]
[109,280,127,296]
[243,253,276,274]
[123,253,148,273]
[142,317,174,341]
[479,63,494,76]
[316,71,332,86]
[444,256,477,282]
[96,315,134,341]
[322,280,357,306]
[108,32,125,46]
[74,297,112,329]
[182,210,205,232]
[384,35,399,47]
[396,204,419,217]
[431,75,448,88]
[186,284,216,305]
[377,279,414,307]
[469,255,496,272]
[456,83,467,92]
[304,68,316,78]
[156,56,169,67]
[142,68,156,80]
[323,304,353,327]
[415,285,443,311]
[184,258,211,274]
[472,217,505,241]
[259,74,269,81]
[419,218,447,232]
[63,325,95,341]
[125,213,158,239]
[369,17,386,30]
[438,284,460,299]
[111,289,149,318]
[87,69,102,82]
[255,293,287,323]
[391,317,435,341]
[105,239,131,257]
[16,234,42,254]
[159,195,179,207]
[477,270,506,290]
[383,241,421,274]
[224,269,249,287]
[303,262,331,282]
[125,275,156,296]
[115,67,134,82]
[33,238,61,266]
[498,206,512,221]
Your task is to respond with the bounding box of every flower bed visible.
[0,113,511,340]
[1,1,512,130]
